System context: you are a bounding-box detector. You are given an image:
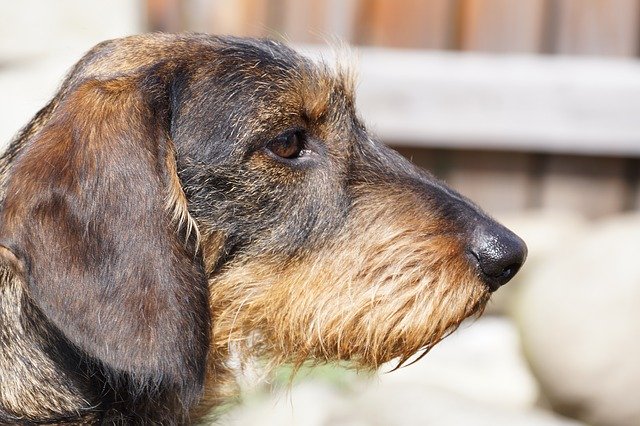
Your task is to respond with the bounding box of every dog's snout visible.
[467,223,527,292]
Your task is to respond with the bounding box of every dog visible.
[0,33,526,424]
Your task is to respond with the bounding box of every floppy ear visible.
[0,76,209,404]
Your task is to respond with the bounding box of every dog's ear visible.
[0,76,209,404]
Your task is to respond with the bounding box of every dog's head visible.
[0,34,526,409]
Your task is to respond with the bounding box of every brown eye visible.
[267,131,306,160]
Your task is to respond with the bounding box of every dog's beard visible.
[208,204,490,372]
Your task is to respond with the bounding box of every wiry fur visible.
[210,192,489,367]
[195,189,491,416]
[0,33,524,424]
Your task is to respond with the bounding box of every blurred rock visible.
[515,214,640,426]
[486,211,587,315]
[218,317,582,425]
[346,385,584,426]
[379,317,539,410]
[219,382,355,426]
[221,379,581,426]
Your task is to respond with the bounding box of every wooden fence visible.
[145,0,640,56]
[143,0,640,218]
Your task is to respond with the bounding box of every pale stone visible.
[486,211,587,315]
[218,317,579,425]
[515,214,640,426]
[379,317,539,410]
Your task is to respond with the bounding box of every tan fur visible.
[195,189,490,415]
[165,143,201,247]
[0,267,91,419]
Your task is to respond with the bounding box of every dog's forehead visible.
[205,38,356,122]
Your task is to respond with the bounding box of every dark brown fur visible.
[0,33,524,424]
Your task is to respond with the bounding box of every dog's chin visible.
[210,256,490,372]
[267,280,489,371]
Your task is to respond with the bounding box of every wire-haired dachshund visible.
[0,33,526,424]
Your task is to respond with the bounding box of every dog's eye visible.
[266,131,307,160]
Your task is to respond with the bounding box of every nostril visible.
[470,251,524,292]
[486,260,521,280]
[494,261,522,281]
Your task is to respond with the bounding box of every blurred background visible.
[1,1,639,425]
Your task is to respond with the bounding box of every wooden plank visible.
[360,0,456,49]
[145,0,183,32]
[280,0,328,43]
[323,0,361,43]
[635,176,640,211]
[184,0,271,37]
[553,0,640,56]
[393,147,446,177]
[460,0,547,53]
[393,148,534,215]
[320,47,640,157]
[182,0,209,33]
[540,156,629,218]
[240,0,273,37]
[277,0,360,44]
[628,159,640,210]
[447,151,533,214]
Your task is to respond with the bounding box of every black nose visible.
[467,223,527,292]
